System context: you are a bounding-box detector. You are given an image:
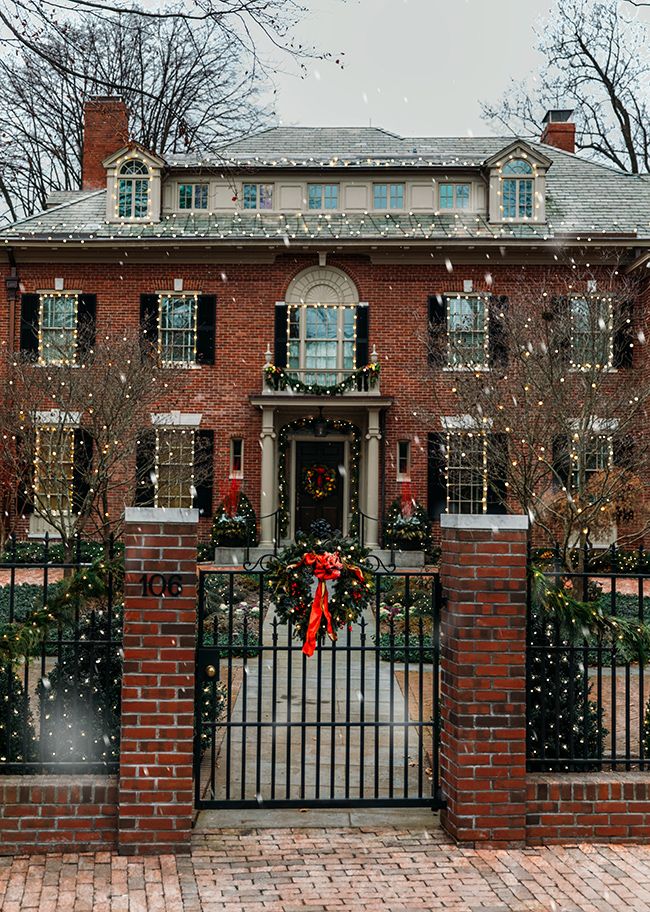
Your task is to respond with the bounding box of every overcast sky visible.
[271,0,646,137]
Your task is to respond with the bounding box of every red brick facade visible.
[118,509,198,854]
[439,515,529,847]
[0,776,118,854]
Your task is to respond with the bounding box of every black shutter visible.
[139,293,159,360]
[613,299,634,369]
[613,434,635,470]
[428,295,447,366]
[76,294,97,360]
[134,428,156,506]
[194,429,214,517]
[274,303,288,367]
[355,304,369,367]
[15,434,34,515]
[488,295,509,370]
[427,432,447,521]
[196,295,216,365]
[19,293,39,357]
[552,434,570,490]
[72,428,93,514]
[551,296,570,362]
[486,432,508,514]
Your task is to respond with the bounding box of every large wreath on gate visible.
[303,464,337,500]
[267,536,375,657]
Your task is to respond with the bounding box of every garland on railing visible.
[264,362,380,396]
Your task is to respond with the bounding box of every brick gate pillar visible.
[439,514,529,847]
[118,507,199,855]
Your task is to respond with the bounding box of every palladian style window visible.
[117,160,149,218]
[288,304,355,385]
[501,159,534,219]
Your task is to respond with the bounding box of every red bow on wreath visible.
[303,465,336,501]
[292,551,366,657]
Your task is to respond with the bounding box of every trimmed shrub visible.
[0,664,37,767]
[383,497,432,551]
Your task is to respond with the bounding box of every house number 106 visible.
[139,573,183,598]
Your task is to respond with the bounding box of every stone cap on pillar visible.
[124,507,200,524]
[440,514,529,531]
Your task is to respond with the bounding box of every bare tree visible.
[0,13,271,221]
[0,326,163,552]
[482,0,650,173]
[428,266,650,570]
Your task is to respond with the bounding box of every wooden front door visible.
[295,441,345,536]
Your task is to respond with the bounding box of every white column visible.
[364,408,381,549]
[259,406,277,547]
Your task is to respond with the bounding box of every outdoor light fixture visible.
[313,406,328,438]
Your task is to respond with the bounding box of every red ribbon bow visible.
[301,551,342,657]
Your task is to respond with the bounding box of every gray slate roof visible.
[3,127,650,244]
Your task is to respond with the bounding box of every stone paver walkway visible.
[3,827,650,911]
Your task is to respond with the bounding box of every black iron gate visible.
[194,567,443,809]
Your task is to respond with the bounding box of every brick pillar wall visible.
[118,507,198,855]
[439,514,529,847]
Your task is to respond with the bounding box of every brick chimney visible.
[540,109,576,154]
[82,97,129,190]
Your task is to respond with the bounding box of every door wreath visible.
[303,464,337,500]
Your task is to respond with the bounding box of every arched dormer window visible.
[118,160,149,219]
[501,158,534,219]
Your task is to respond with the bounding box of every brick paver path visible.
[3,827,650,911]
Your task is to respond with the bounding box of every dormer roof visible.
[103,142,166,169]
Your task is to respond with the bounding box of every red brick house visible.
[1,99,648,549]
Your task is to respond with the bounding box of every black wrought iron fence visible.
[0,534,122,774]
[527,544,650,772]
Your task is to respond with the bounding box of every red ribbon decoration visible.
[293,551,367,657]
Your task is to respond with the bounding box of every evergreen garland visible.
[264,362,380,396]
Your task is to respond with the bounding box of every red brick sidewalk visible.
[2,827,650,911]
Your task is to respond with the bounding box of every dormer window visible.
[118,160,149,218]
[501,159,533,219]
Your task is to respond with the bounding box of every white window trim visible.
[396,440,411,482]
[34,424,75,518]
[444,428,489,515]
[444,293,490,370]
[230,437,244,479]
[156,292,199,368]
[153,425,196,510]
[372,182,406,211]
[241,181,274,211]
[115,157,152,222]
[568,294,615,371]
[441,415,493,431]
[177,181,210,212]
[37,291,79,367]
[437,181,473,212]
[287,301,357,380]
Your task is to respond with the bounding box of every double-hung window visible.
[569,296,613,368]
[230,438,244,478]
[35,426,74,513]
[501,159,534,219]
[179,183,209,210]
[439,183,470,210]
[118,160,149,219]
[287,304,356,385]
[39,294,78,365]
[243,183,273,210]
[446,431,487,514]
[155,427,195,509]
[397,441,411,480]
[373,183,404,210]
[158,294,198,366]
[571,434,613,493]
[446,295,489,368]
[308,184,339,209]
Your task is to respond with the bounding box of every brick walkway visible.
[3,827,650,911]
